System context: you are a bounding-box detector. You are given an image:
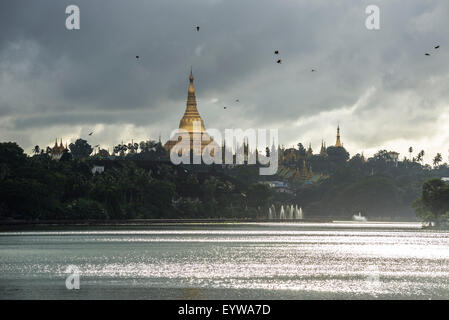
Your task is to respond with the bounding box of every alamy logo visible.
[364,265,381,296]
[65,265,80,290]
[65,5,80,30]
[168,121,278,175]
[365,5,380,30]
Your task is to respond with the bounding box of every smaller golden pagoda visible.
[320,140,327,156]
[335,125,343,147]
[50,138,67,160]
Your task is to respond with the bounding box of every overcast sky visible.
[0,0,448,163]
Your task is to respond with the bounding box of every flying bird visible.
[195,26,200,31]
[223,107,227,109]
[88,132,94,136]
[311,69,316,72]
[274,50,279,54]
[136,55,139,60]
[277,59,282,64]
[425,53,430,56]
[435,45,440,49]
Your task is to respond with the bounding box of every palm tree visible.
[416,150,425,164]
[416,153,422,163]
[127,142,139,154]
[114,144,128,157]
[33,145,40,155]
[433,153,442,167]
[140,141,156,153]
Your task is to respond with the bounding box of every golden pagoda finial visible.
[178,67,205,134]
[163,68,219,155]
[188,67,195,94]
[335,125,342,147]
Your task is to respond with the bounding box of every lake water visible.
[1,221,449,299]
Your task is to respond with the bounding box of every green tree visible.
[348,153,365,173]
[413,178,449,226]
[33,145,40,155]
[0,142,27,166]
[326,146,349,169]
[416,150,425,164]
[69,139,93,159]
[139,140,157,153]
[433,153,442,168]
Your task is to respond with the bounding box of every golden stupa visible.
[164,69,217,155]
[335,125,343,147]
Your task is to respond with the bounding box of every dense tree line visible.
[277,144,449,219]
[2,139,449,221]
[0,142,272,220]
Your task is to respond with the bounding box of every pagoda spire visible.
[335,125,342,147]
[179,67,205,134]
[163,68,219,155]
[320,140,327,156]
[306,143,313,157]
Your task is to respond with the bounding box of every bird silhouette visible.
[435,45,440,49]
[224,107,227,109]
[311,69,316,72]
[277,59,282,64]
[89,132,93,136]
[425,53,430,56]
[136,56,139,60]
[274,50,279,54]
[195,26,200,31]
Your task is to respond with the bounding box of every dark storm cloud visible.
[0,0,449,161]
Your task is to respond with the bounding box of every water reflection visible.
[1,222,449,299]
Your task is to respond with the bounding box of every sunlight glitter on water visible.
[1,222,449,299]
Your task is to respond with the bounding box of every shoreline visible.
[0,218,425,232]
[0,218,333,227]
